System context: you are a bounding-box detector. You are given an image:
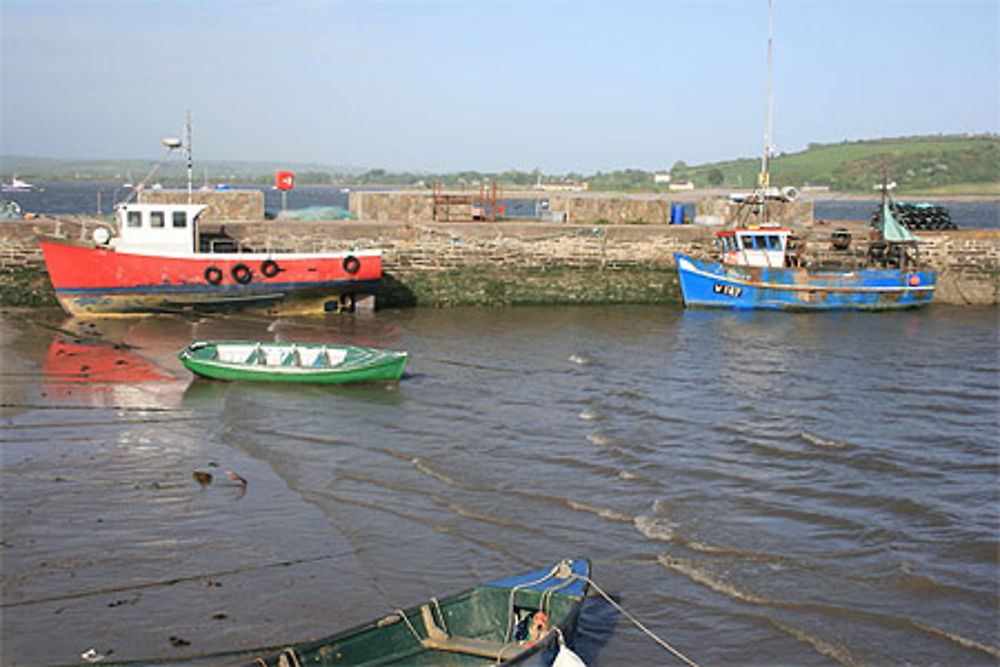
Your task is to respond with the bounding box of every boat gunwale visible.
[38,236,382,262]
[179,340,408,383]
[676,253,937,294]
[243,559,590,667]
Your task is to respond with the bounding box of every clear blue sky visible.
[2,0,997,173]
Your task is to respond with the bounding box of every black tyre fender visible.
[204,266,223,285]
[260,259,281,278]
[232,263,253,284]
[343,255,361,275]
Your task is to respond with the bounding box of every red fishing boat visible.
[38,201,382,316]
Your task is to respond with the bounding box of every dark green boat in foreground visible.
[247,559,590,666]
[178,340,407,384]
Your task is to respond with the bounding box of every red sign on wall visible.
[275,170,295,191]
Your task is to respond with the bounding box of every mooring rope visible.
[581,574,700,667]
[2,550,356,609]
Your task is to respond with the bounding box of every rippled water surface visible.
[1,305,997,666]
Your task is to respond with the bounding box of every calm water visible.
[2,181,353,219]
[1,305,997,666]
[4,181,999,228]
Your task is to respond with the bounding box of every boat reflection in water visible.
[41,335,177,405]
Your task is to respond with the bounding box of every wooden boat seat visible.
[417,603,523,661]
[281,348,300,366]
[421,635,522,660]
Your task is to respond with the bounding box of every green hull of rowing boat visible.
[178,341,407,384]
[247,560,590,666]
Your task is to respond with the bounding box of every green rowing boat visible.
[178,340,407,384]
[247,559,590,666]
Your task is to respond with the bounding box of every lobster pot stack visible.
[871,202,958,231]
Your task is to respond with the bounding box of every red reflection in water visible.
[42,338,175,383]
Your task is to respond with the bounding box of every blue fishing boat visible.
[675,0,935,311]
[675,200,936,310]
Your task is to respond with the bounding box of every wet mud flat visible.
[0,311,392,664]
[2,305,999,666]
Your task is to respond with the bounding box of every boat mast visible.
[749,0,775,227]
[185,109,193,204]
[760,0,774,191]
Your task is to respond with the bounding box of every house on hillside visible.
[535,179,589,192]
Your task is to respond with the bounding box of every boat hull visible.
[675,253,935,311]
[179,341,408,384]
[247,559,590,666]
[38,238,381,316]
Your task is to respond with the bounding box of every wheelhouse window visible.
[172,211,187,228]
[127,211,142,228]
[150,211,165,228]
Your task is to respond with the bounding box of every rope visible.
[503,563,562,642]
[431,597,449,635]
[277,648,302,667]
[2,550,356,609]
[493,641,521,665]
[583,575,700,667]
[396,609,424,645]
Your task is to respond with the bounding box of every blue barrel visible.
[670,203,685,224]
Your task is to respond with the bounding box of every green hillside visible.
[676,134,999,194]
[2,134,997,195]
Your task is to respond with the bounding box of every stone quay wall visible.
[201,220,711,306]
[139,189,265,221]
[350,189,814,226]
[2,216,998,307]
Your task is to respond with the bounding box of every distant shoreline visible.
[798,192,1000,203]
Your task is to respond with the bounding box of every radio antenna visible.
[185,109,193,203]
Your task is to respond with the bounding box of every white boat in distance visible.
[2,176,40,192]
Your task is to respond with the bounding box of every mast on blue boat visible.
[734,0,777,230]
[757,0,775,226]
[761,0,774,190]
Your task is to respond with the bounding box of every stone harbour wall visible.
[917,229,1000,305]
[350,189,814,226]
[202,221,713,306]
[2,217,998,307]
[207,220,711,268]
[139,189,265,221]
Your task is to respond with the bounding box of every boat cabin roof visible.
[112,202,206,253]
[715,225,792,238]
[715,225,792,267]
